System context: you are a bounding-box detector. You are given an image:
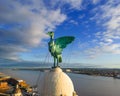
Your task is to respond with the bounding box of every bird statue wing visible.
[55,36,75,54]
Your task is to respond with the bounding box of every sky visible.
[0,0,120,68]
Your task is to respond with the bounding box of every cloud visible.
[84,0,120,57]
[92,0,100,4]
[49,0,83,10]
[63,0,83,9]
[79,14,85,19]
[0,0,85,61]
[69,20,78,25]
[102,44,120,54]
[0,44,27,61]
[0,0,67,60]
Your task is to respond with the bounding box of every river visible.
[1,69,120,96]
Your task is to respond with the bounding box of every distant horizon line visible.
[0,67,120,69]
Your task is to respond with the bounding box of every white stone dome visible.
[39,67,76,96]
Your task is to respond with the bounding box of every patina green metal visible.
[47,32,75,68]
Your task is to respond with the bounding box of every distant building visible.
[13,84,23,96]
[66,69,71,72]
[0,73,30,96]
[0,73,11,93]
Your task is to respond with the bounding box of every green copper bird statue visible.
[47,32,75,68]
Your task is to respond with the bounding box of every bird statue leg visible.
[56,55,62,67]
[57,58,59,67]
[54,57,56,68]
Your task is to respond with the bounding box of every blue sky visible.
[0,0,120,68]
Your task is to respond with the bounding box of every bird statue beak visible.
[47,32,50,36]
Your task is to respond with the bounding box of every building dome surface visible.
[39,67,76,96]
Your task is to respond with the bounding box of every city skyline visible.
[0,0,120,68]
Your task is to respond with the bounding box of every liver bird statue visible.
[47,32,75,68]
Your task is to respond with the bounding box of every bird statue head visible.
[47,32,54,39]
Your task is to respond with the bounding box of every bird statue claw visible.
[47,32,75,68]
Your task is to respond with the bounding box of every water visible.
[1,69,120,96]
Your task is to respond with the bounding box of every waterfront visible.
[1,69,120,96]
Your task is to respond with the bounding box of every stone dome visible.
[39,67,77,96]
